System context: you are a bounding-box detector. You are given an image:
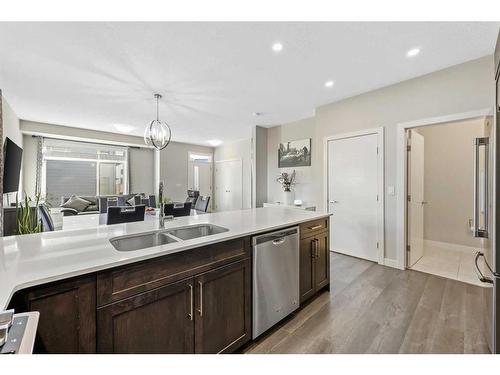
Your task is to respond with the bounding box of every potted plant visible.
[15,192,43,235]
[276,170,296,205]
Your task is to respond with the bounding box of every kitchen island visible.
[1,208,330,353]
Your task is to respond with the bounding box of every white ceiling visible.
[0,22,498,146]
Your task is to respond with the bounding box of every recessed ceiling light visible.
[324,80,335,88]
[113,124,135,133]
[272,42,283,52]
[207,139,222,147]
[406,48,420,58]
[253,112,264,117]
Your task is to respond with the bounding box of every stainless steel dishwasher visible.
[252,226,299,339]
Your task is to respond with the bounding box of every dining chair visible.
[164,202,192,217]
[38,204,55,232]
[194,196,210,213]
[106,205,146,225]
[148,195,156,208]
[185,190,199,206]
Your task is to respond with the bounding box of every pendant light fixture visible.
[144,93,172,150]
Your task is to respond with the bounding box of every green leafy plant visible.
[15,192,42,235]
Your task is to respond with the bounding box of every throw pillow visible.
[127,197,136,206]
[61,195,91,212]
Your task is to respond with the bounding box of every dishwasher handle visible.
[253,227,298,246]
[272,238,286,245]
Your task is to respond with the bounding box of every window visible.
[42,139,128,206]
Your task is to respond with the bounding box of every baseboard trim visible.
[424,239,481,254]
[383,258,402,269]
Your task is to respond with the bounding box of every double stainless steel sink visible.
[109,224,229,252]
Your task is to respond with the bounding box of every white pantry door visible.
[328,134,379,261]
[214,159,243,212]
[408,130,425,267]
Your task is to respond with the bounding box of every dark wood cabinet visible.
[97,278,195,353]
[18,275,96,353]
[96,258,251,354]
[9,220,328,354]
[314,231,330,291]
[97,238,250,306]
[299,219,330,304]
[194,259,251,354]
[299,237,316,303]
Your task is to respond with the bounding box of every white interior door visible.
[214,159,242,212]
[408,130,425,267]
[328,134,379,262]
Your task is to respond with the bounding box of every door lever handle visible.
[474,252,493,284]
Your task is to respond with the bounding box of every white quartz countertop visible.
[0,207,330,309]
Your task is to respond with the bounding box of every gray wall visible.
[159,141,214,203]
[266,55,494,261]
[417,118,488,248]
[267,116,316,207]
[129,147,155,195]
[254,126,268,207]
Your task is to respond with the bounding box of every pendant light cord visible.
[155,93,161,121]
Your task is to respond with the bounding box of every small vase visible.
[283,190,294,206]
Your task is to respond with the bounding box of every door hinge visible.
[376,242,379,249]
[407,195,411,202]
[376,146,379,155]
[406,245,411,252]
[407,145,411,152]
[376,194,379,201]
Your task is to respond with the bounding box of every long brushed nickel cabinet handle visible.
[188,283,193,321]
[198,281,203,317]
[308,225,323,230]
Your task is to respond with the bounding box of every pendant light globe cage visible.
[144,94,172,150]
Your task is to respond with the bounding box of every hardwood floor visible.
[242,252,490,354]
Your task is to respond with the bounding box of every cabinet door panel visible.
[314,232,330,291]
[97,278,194,353]
[194,259,251,353]
[299,237,315,303]
[25,275,96,353]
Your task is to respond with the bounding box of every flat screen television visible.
[3,137,23,193]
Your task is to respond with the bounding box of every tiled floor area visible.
[409,241,485,286]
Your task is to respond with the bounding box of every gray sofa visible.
[60,195,100,216]
[60,194,154,216]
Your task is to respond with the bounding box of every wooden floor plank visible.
[399,275,447,353]
[242,252,490,354]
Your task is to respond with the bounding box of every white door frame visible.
[396,108,492,270]
[214,158,243,211]
[323,127,385,265]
